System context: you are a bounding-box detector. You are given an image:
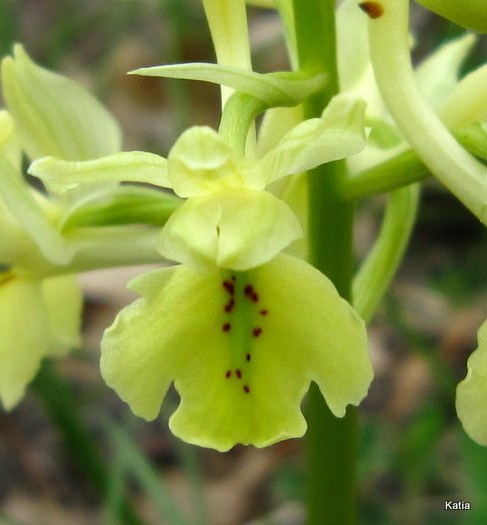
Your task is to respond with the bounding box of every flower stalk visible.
[293,0,358,522]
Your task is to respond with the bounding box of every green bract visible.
[456,319,487,445]
[101,253,372,451]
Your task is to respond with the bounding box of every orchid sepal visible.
[131,63,327,107]
[29,151,169,195]
[1,44,121,161]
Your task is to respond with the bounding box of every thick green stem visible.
[293,0,357,522]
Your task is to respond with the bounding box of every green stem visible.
[293,0,357,523]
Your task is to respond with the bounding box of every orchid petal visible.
[0,156,71,264]
[456,319,487,445]
[415,34,476,112]
[440,64,487,129]
[1,45,121,161]
[0,111,21,171]
[263,94,366,184]
[158,190,302,270]
[101,253,371,451]
[29,152,169,195]
[168,126,263,197]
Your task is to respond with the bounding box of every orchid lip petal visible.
[101,254,372,451]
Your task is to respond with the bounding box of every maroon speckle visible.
[246,353,251,362]
[222,280,235,295]
[359,1,384,18]
[225,370,232,378]
[222,323,231,332]
[236,369,242,379]
[259,309,268,316]
[224,299,235,312]
[244,285,259,302]
[243,385,250,394]
[252,327,262,338]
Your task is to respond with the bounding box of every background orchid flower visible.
[337,0,487,172]
[30,92,373,450]
[0,46,175,410]
[364,0,487,225]
[0,110,82,410]
[457,319,487,446]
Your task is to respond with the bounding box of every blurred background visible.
[0,1,486,524]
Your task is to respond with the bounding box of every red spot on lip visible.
[222,280,235,295]
[259,309,268,316]
[358,1,384,18]
[252,328,262,338]
[236,369,242,379]
[225,370,232,378]
[243,385,250,393]
[246,353,251,362]
[244,285,259,302]
[224,299,235,312]
[222,323,231,332]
